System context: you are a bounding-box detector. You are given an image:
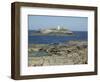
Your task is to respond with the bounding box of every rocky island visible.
[31,26,73,36]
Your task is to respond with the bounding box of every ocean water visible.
[28,31,87,44]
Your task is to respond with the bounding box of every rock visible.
[28,40,88,66]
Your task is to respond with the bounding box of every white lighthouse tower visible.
[57,25,60,30]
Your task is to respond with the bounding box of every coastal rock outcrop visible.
[28,41,88,66]
[32,26,73,36]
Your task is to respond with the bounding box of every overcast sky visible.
[28,15,88,31]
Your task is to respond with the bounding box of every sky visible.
[28,15,88,31]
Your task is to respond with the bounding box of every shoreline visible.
[28,40,88,66]
[30,33,74,36]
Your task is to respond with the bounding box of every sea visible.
[28,31,87,44]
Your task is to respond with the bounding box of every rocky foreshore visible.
[28,40,88,66]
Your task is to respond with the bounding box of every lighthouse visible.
[57,25,60,30]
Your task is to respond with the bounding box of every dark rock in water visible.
[39,48,47,52]
[39,48,44,51]
[50,43,60,45]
